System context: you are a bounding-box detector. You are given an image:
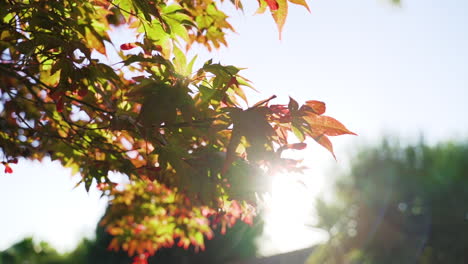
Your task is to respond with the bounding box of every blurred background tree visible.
[308,139,468,264]
[0,237,68,264]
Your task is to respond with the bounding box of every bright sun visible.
[260,171,329,255]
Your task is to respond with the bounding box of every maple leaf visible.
[309,132,336,159]
[302,100,326,115]
[304,113,357,137]
[272,0,288,39]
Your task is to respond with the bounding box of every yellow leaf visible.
[85,27,106,55]
[272,0,288,39]
[255,0,268,14]
[288,0,310,12]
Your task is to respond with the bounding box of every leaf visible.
[255,0,268,14]
[173,45,188,76]
[252,95,277,108]
[265,0,279,11]
[304,114,357,136]
[271,0,288,39]
[187,55,198,76]
[288,96,299,112]
[3,163,13,174]
[288,0,310,12]
[287,142,307,150]
[120,43,138,50]
[291,125,305,141]
[85,27,106,55]
[310,133,336,160]
[303,100,326,115]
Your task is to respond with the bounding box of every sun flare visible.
[261,172,329,255]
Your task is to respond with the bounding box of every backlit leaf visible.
[288,0,310,12]
[310,132,336,159]
[304,113,357,136]
[265,0,279,11]
[271,0,288,39]
[303,100,326,115]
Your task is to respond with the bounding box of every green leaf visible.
[272,0,288,39]
[292,125,305,141]
[173,45,188,76]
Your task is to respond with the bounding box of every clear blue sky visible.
[1,0,467,254]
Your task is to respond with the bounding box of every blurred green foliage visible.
[0,237,71,264]
[308,139,468,264]
[0,207,262,264]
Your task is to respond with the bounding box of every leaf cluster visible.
[0,0,354,259]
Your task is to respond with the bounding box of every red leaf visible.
[264,0,279,11]
[132,253,149,264]
[7,158,18,164]
[78,87,88,97]
[4,164,13,174]
[133,224,145,234]
[120,43,138,50]
[56,97,64,112]
[287,142,307,150]
[226,76,239,88]
[270,104,288,114]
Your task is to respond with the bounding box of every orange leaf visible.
[310,133,336,160]
[304,114,356,136]
[303,100,326,115]
[107,238,120,251]
[288,0,310,12]
[128,240,137,256]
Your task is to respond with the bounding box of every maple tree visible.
[0,0,355,262]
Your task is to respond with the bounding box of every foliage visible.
[307,139,468,264]
[0,237,71,264]
[0,0,355,260]
[0,208,262,264]
[84,205,263,264]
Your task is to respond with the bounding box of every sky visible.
[1,0,468,256]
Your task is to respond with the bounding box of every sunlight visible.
[260,171,329,255]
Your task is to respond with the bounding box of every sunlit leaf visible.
[304,114,357,136]
[303,100,326,115]
[310,132,336,159]
[288,0,310,12]
[271,0,288,39]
